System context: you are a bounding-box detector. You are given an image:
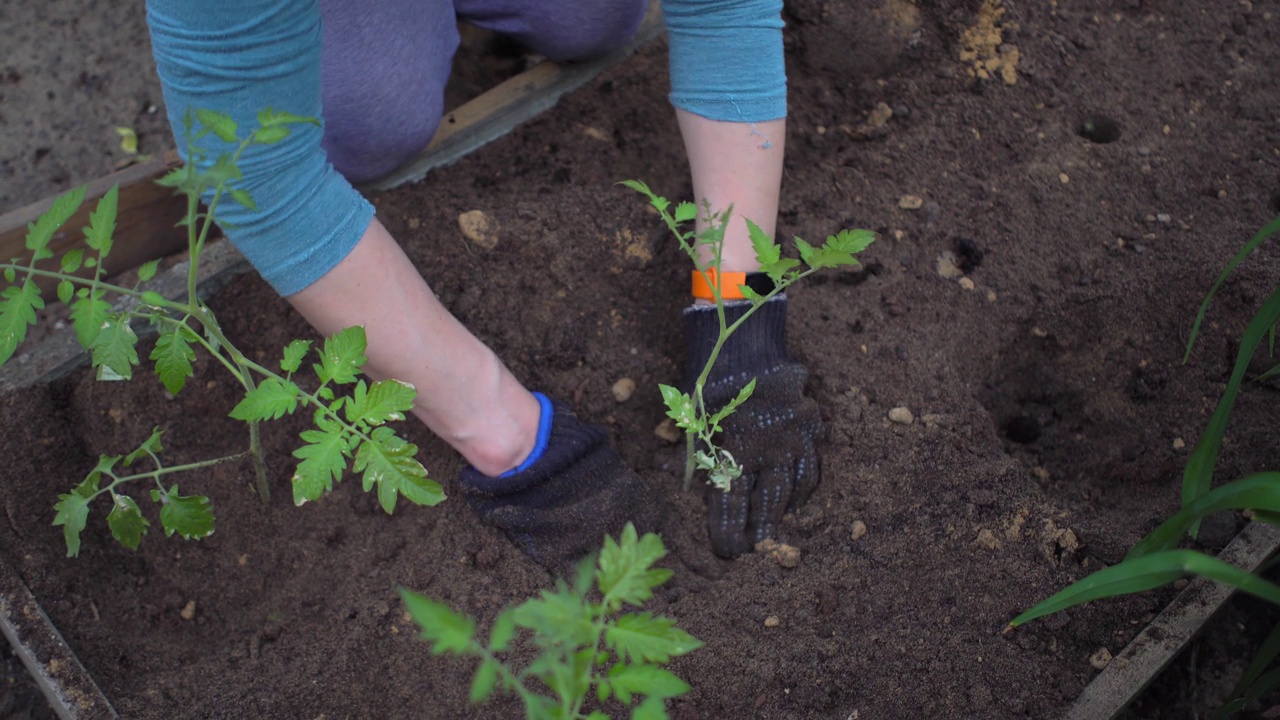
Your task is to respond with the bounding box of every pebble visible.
[458,210,499,250]
[611,377,636,403]
[406,217,421,229]
[1172,437,1185,450]
[850,520,868,542]
[898,194,924,210]
[1156,213,1171,223]
[888,406,914,425]
[1033,466,1051,480]
[764,615,781,628]
[935,252,963,279]
[1059,172,1070,184]
[654,418,681,444]
[958,277,976,291]
[180,600,196,621]
[1089,648,1113,670]
[582,126,610,142]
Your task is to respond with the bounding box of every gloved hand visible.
[685,295,823,557]
[459,393,664,575]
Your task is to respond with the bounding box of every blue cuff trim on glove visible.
[501,392,554,477]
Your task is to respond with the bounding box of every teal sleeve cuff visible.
[147,0,373,296]
[661,0,787,123]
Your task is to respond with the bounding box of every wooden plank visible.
[0,152,186,299]
[0,553,118,719]
[1063,520,1280,720]
[0,2,665,295]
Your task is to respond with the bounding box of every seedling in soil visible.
[401,523,702,720]
[0,109,442,556]
[1007,216,1280,718]
[620,180,874,491]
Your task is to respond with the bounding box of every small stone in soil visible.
[898,194,924,210]
[764,615,780,628]
[1089,648,1113,670]
[654,418,681,444]
[180,600,196,621]
[458,210,499,250]
[935,252,963,279]
[888,406,914,425]
[611,377,636,402]
[958,277,976,291]
[1172,437,1185,449]
[850,520,868,541]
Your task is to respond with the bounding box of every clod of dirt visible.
[975,528,1001,550]
[458,210,498,250]
[582,126,609,142]
[763,615,781,628]
[107,407,124,424]
[898,194,924,210]
[844,102,894,141]
[180,600,196,621]
[611,377,636,402]
[850,520,868,542]
[959,0,1020,85]
[935,252,964,279]
[755,538,778,553]
[654,418,681,444]
[888,406,914,425]
[1039,520,1080,564]
[773,544,801,568]
[1089,648,1113,670]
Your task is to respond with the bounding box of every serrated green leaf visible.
[156,486,214,539]
[280,339,311,374]
[794,236,816,267]
[154,166,189,189]
[658,384,698,431]
[469,659,500,703]
[760,257,801,285]
[257,108,320,128]
[346,378,416,426]
[141,291,167,307]
[827,228,876,255]
[315,326,367,385]
[83,186,118,258]
[746,218,780,268]
[90,316,139,380]
[252,126,290,145]
[399,588,477,654]
[489,608,517,652]
[708,378,756,428]
[69,288,108,349]
[53,472,101,558]
[610,663,690,701]
[229,187,257,211]
[107,494,150,550]
[123,427,164,466]
[513,586,597,649]
[354,426,441,513]
[598,523,672,610]
[673,202,697,224]
[0,280,44,365]
[196,109,238,143]
[137,259,161,282]
[631,695,668,720]
[151,328,197,395]
[56,280,74,306]
[26,187,86,257]
[229,377,301,421]
[291,419,350,505]
[61,248,84,273]
[606,613,703,663]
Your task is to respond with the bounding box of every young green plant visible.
[401,523,702,720]
[620,180,873,491]
[1006,215,1280,717]
[0,108,443,557]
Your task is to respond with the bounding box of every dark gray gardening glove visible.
[685,296,823,557]
[459,393,664,575]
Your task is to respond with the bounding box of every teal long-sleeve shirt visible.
[146,0,786,296]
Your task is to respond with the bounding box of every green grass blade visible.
[1007,549,1280,630]
[1184,216,1280,363]
[1128,473,1280,559]
[1183,285,1280,523]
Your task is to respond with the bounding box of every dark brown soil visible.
[3,1,1280,718]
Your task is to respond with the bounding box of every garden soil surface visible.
[4,1,1280,718]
